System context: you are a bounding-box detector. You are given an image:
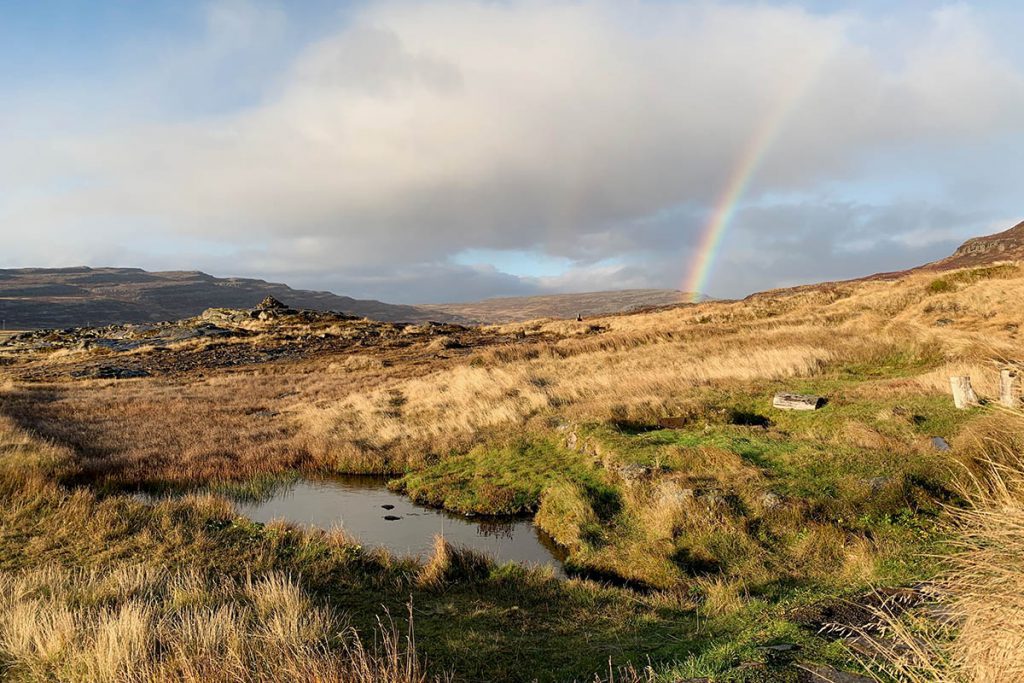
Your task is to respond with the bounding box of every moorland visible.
[1,230,1023,682]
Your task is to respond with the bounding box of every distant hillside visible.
[922,219,1024,271]
[0,268,468,329]
[838,219,1024,285]
[423,289,695,323]
[749,219,1024,299]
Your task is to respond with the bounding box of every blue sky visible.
[1,0,1023,303]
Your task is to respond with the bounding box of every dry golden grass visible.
[858,407,1024,683]
[0,564,440,683]
[693,576,747,617]
[3,262,1022,486]
[300,265,1024,472]
[416,536,492,590]
[301,342,835,470]
[3,263,1024,681]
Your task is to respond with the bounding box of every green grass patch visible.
[0,472,883,683]
[927,264,1020,295]
[393,438,614,515]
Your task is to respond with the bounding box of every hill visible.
[851,218,1024,283]
[423,288,695,323]
[2,234,1024,681]
[0,268,700,329]
[5,219,1021,330]
[0,267,468,328]
[924,219,1024,271]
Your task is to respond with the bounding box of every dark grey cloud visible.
[1,1,1023,302]
[705,202,996,297]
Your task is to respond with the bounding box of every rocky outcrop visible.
[0,267,472,329]
[1,300,476,381]
[925,220,1024,271]
[253,296,296,320]
[257,296,287,311]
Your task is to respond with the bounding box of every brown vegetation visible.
[423,289,691,323]
[0,565,436,683]
[3,263,1021,486]
[860,407,1024,683]
[3,260,1024,680]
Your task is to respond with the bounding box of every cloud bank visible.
[2,1,1023,301]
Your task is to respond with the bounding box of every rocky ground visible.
[0,296,516,382]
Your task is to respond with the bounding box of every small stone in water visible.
[381,504,395,510]
[383,515,402,521]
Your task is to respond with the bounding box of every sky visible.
[1,1,1023,303]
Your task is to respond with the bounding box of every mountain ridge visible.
[6,220,1022,330]
[423,289,696,324]
[923,219,1024,271]
[0,268,700,329]
[0,267,468,328]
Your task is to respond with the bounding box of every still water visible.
[218,476,566,574]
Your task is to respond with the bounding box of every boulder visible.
[73,365,151,380]
[615,463,651,481]
[655,481,694,506]
[256,296,288,311]
[773,393,824,411]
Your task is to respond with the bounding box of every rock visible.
[72,365,151,380]
[759,642,801,652]
[656,481,694,506]
[867,476,892,494]
[773,393,824,411]
[930,436,951,451]
[427,335,463,351]
[201,308,253,325]
[256,296,288,311]
[797,663,872,682]
[699,489,726,508]
[381,504,395,510]
[759,491,783,510]
[382,515,402,521]
[615,463,651,481]
[253,296,297,320]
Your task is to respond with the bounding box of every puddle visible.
[146,475,567,575]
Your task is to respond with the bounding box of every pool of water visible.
[152,476,567,574]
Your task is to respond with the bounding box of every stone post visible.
[999,369,1018,408]
[950,376,979,410]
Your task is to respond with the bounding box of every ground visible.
[1,262,1022,682]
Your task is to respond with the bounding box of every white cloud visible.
[1,1,1023,300]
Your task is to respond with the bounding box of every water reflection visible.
[214,475,566,575]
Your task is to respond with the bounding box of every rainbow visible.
[682,61,828,302]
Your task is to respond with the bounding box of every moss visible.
[392,438,611,515]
